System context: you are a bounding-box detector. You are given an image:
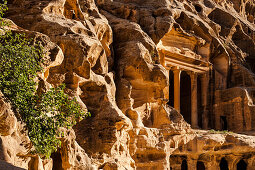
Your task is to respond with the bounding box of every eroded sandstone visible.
[0,0,255,169]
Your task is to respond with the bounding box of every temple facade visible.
[157,24,255,133]
[157,25,211,129]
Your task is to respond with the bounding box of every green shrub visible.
[0,1,89,158]
[208,129,233,134]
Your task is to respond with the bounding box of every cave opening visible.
[220,116,228,130]
[181,159,188,170]
[181,71,191,124]
[237,159,247,170]
[248,27,251,34]
[220,158,229,170]
[197,161,205,170]
[51,150,64,170]
[194,4,202,12]
[246,59,255,74]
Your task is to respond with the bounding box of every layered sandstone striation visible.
[0,0,255,169]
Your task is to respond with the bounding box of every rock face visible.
[1,0,255,169]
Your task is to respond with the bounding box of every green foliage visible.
[208,129,233,134]
[28,85,88,157]
[0,0,7,26]
[0,2,88,158]
[0,1,7,17]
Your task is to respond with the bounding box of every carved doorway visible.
[51,150,64,170]
[220,116,228,130]
[181,159,188,170]
[220,158,229,170]
[237,159,247,170]
[197,161,205,170]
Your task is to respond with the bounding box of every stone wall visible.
[1,0,255,169]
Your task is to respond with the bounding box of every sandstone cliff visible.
[1,0,255,169]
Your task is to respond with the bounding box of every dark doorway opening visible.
[248,27,251,34]
[197,161,205,170]
[181,71,191,124]
[51,151,64,170]
[246,58,255,74]
[220,158,229,170]
[237,159,247,170]
[181,159,188,170]
[197,76,202,128]
[220,116,228,130]
[169,70,174,107]
[194,4,202,12]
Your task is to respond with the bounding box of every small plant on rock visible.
[0,1,89,158]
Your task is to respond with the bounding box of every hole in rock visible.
[197,161,205,170]
[220,158,229,170]
[194,4,202,12]
[72,10,76,19]
[51,151,64,170]
[248,27,251,34]
[237,159,247,170]
[181,159,188,170]
[76,155,81,162]
[220,116,228,130]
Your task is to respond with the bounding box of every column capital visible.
[201,71,209,79]
[187,71,198,79]
[188,72,198,84]
[172,66,181,74]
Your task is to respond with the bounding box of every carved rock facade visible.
[0,0,255,169]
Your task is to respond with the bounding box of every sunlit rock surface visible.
[1,0,255,169]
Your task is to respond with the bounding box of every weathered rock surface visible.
[1,0,255,169]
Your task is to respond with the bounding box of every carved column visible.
[207,162,218,170]
[201,72,209,129]
[190,72,198,128]
[159,49,166,67]
[187,158,196,170]
[247,157,255,170]
[173,67,181,112]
